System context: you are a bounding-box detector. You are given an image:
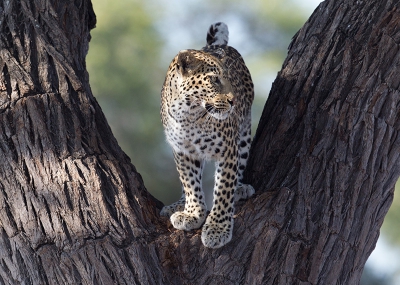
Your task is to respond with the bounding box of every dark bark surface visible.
[0,1,163,284]
[246,0,400,283]
[0,0,399,284]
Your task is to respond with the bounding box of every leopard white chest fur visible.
[160,22,255,249]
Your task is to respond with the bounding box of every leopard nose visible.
[226,91,235,106]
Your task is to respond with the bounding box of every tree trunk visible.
[0,0,399,284]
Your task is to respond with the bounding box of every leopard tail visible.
[206,22,229,46]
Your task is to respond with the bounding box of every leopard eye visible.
[209,75,221,85]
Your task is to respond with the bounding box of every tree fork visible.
[0,0,399,284]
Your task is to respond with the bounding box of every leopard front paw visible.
[235,183,255,201]
[170,211,206,231]
[201,219,233,249]
[160,201,185,217]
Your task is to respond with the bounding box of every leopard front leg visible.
[160,191,185,217]
[201,149,238,248]
[166,151,207,231]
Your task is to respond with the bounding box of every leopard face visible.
[160,23,255,249]
[176,54,235,121]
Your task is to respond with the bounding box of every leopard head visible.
[175,50,236,121]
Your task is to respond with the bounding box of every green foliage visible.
[87,0,180,203]
[382,181,400,245]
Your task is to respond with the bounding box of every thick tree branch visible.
[245,0,400,283]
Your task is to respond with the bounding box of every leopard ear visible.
[176,50,202,77]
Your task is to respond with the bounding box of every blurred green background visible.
[86,0,400,284]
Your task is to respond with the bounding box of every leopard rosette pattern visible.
[160,22,255,248]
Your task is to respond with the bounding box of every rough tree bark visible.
[0,0,399,285]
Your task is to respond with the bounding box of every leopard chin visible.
[208,108,231,120]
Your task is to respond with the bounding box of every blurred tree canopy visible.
[383,182,400,245]
[87,0,311,204]
[87,2,399,279]
[87,0,176,200]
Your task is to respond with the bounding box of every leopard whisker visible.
[188,98,206,122]
[203,113,216,133]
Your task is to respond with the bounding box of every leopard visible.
[160,22,255,249]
